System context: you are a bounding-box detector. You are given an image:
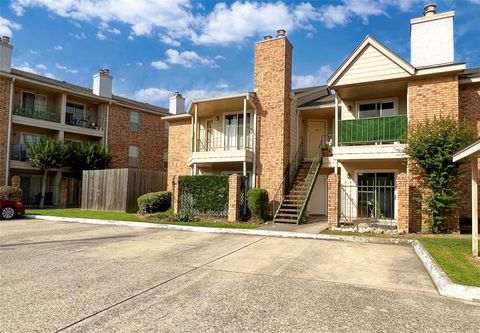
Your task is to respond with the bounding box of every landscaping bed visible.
[25,209,259,229]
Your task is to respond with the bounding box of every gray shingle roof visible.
[459,67,480,81]
[293,85,332,108]
[9,68,168,114]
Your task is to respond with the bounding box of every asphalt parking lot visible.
[1,219,479,332]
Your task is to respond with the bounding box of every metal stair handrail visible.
[296,147,323,224]
[272,139,304,219]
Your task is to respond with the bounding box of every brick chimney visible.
[254,29,293,200]
[410,4,454,67]
[0,36,13,73]
[169,91,185,114]
[93,68,112,98]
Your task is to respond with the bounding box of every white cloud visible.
[159,35,181,47]
[292,65,333,88]
[71,32,87,39]
[151,60,169,70]
[10,0,425,45]
[29,49,39,54]
[55,63,78,74]
[96,31,107,40]
[131,88,172,104]
[36,63,47,70]
[44,72,56,79]
[0,16,22,37]
[54,45,63,51]
[15,62,38,74]
[164,49,217,68]
[136,61,143,67]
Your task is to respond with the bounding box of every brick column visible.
[59,178,68,209]
[327,173,339,228]
[396,173,410,233]
[228,174,241,222]
[172,175,181,214]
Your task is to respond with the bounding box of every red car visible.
[0,199,25,220]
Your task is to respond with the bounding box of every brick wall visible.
[0,77,11,186]
[166,117,192,191]
[458,82,480,220]
[228,174,241,222]
[254,36,292,201]
[407,74,460,231]
[107,104,168,172]
[327,173,339,227]
[396,173,410,233]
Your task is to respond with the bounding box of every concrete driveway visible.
[0,219,479,332]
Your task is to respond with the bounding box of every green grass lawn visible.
[26,208,259,229]
[419,237,480,287]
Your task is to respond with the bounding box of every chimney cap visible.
[173,91,183,97]
[276,29,286,37]
[263,35,273,40]
[423,4,437,16]
[1,36,10,44]
[98,68,110,75]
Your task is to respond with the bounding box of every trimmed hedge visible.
[0,186,23,201]
[247,188,269,220]
[137,191,171,213]
[179,175,229,216]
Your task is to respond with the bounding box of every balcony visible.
[13,105,60,123]
[339,115,407,146]
[189,125,255,166]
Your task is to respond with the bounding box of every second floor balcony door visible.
[224,113,250,151]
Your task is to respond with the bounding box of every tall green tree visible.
[67,141,112,179]
[26,138,69,208]
[406,117,476,233]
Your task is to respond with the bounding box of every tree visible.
[405,117,477,233]
[67,141,112,179]
[26,138,68,208]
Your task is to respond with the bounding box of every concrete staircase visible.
[273,161,312,224]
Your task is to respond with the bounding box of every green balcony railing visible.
[13,105,61,123]
[339,115,407,146]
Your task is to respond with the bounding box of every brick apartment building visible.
[164,5,479,232]
[0,37,169,207]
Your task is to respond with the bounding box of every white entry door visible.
[307,121,326,158]
[307,175,327,215]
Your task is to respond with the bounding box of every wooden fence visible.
[82,169,167,212]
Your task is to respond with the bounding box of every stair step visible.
[276,213,298,218]
[278,208,299,213]
[274,218,298,224]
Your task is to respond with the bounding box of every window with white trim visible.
[128,145,139,167]
[130,111,139,132]
[163,149,168,169]
[357,99,396,119]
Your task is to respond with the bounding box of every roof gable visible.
[327,36,415,87]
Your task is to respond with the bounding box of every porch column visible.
[243,161,247,177]
[172,175,181,214]
[472,158,478,257]
[228,174,241,222]
[396,173,410,233]
[193,163,197,176]
[327,173,339,228]
[252,106,257,188]
[193,104,198,152]
[334,93,339,148]
[243,97,247,150]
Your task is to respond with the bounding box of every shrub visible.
[405,117,476,233]
[248,188,269,220]
[0,186,23,201]
[174,211,197,222]
[179,176,229,216]
[137,191,171,213]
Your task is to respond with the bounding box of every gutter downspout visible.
[104,102,111,148]
[5,77,15,185]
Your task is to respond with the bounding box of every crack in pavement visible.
[54,236,268,332]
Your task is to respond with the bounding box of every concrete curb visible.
[25,214,480,302]
[413,240,480,302]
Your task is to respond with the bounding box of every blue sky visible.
[1,0,479,107]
